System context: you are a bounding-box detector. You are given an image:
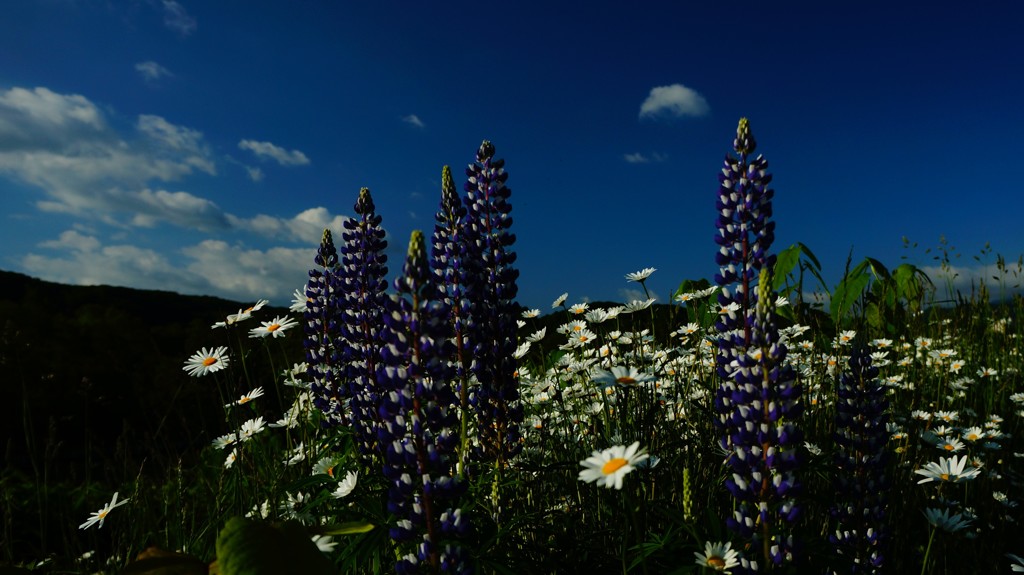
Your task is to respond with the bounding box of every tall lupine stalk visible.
[462,141,522,472]
[338,188,390,456]
[430,165,474,477]
[305,229,347,426]
[713,118,803,571]
[830,348,889,574]
[378,231,469,575]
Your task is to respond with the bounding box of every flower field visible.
[5,120,1024,574]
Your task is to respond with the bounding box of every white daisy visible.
[578,441,648,490]
[78,492,129,530]
[694,540,740,572]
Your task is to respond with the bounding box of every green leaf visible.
[831,261,871,325]
[318,520,375,536]
[864,257,891,282]
[215,517,335,575]
[772,244,803,292]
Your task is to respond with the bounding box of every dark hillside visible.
[0,270,298,482]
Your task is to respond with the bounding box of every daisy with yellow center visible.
[183,346,230,377]
[225,387,265,408]
[592,366,656,390]
[578,441,649,490]
[694,541,740,572]
[914,454,981,484]
[79,492,130,530]
[249,315,299,339]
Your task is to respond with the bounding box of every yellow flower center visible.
[327,466,335,478]
[602,458,628,475]
[203,357,218,366]
[967,433,979,441]
[940,473,950,481]
[573,325,583,332]
[98,509,109,519]
[267,323,281,332]
[617,376,637,385]
[708,556,726,568]
[943,444,954,451]
[579,335,589,342]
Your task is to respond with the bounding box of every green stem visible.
[920,526,936,575]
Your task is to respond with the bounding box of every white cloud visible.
[245,166,264,182]
[227,207,349,243]
[137,114,216,175]
[918,263,1024,299]
[182,240,313,300]
[402,114,425,129]
[38,229,101,252]
[0,86,223,230]
[0,86,105,139]
[624,152,667,164]
[25,232,312,303]
[161,0,197,37]
[238,139,310,166]
[135,61,173,82]
[639,84,710,120]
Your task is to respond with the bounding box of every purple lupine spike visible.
[713,119,803,571]
[338,187,390,456]
[431,165,475,475]
[379,231,469,574]
[305,228,348,426]
[462,141,522,468]
[830,347,889,574]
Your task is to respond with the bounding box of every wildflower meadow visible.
[6,120,1024,574]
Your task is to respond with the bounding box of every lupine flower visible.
[78,492,129,530]
[337,188,390,456]
[304,228,348,427]
[577,441,648,490]
[462,141,522,468]
[183,346,230,377]
[430,165,474,474]
[713,119,803,569]
[378,231,468,573]
[830,348,889,573]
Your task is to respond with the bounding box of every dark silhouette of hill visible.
[0,270,701,483]
[0,269,298,482]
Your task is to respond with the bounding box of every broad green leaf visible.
[215,517,335,575]
[772,244,803,292]
[831,263,871,325]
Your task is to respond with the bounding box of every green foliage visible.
[214,517,334,575]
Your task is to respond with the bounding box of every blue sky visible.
[1,2,1023,309]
